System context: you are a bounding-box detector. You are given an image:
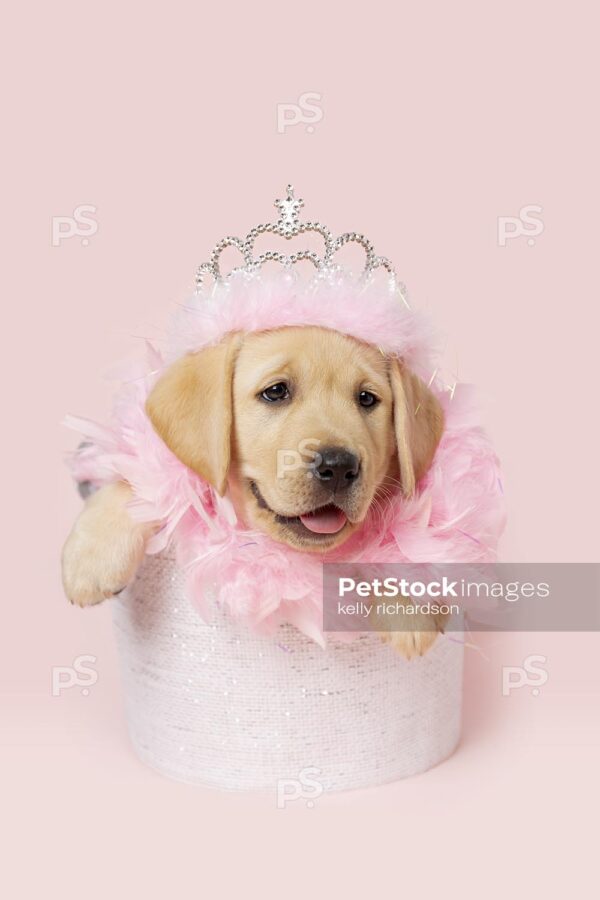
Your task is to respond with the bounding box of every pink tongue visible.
[300,506,347,534]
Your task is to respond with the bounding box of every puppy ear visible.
[390,359,444,497]
[146,334,242,496]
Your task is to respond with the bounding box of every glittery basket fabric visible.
[112,551,464,792]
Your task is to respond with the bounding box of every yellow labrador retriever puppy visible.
[62,326,444,656]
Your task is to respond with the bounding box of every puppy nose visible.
[314,447,360,492]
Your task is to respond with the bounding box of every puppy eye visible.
[358,390,379,409]
[261,382,290,402]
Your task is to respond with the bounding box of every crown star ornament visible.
[195,185,407,303]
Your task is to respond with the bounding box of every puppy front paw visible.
[61,483,148,607]
[382,627,442,660]
[373,602,448,659]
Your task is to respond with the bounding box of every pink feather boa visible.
[67,273,506,645]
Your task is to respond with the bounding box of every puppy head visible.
[146,326,443,552]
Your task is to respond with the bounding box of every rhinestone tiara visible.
[195,185,400,292]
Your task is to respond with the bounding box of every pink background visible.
[3,1,599,897]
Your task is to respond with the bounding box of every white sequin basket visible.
[113,552,463,792]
